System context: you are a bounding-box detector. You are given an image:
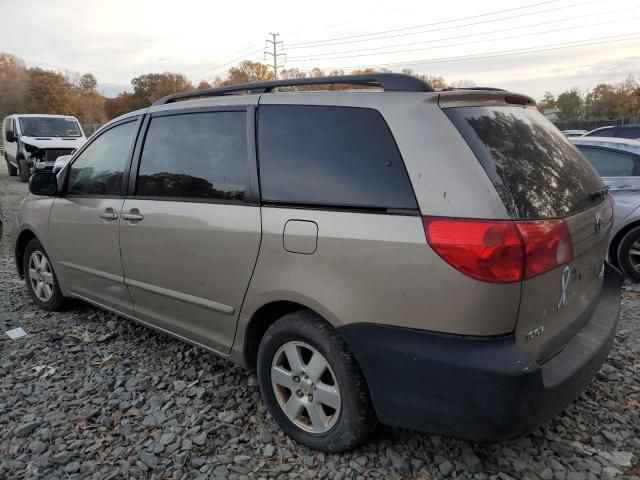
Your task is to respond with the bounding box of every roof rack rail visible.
[458,87,506,91]
[152,73,434,106]
[441,87,506,92]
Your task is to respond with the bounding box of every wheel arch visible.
[242,300,312,369]
[14,229,37,278]
[609,219,640,266]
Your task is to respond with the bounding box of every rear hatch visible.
[442,93,613,362]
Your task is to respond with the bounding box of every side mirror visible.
[53,155,72,174]
[5,130,15,143]
[29,172,59,196]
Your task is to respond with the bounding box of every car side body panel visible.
[119,200,261,354]
[232,206,522,363]
[13,196,56,269]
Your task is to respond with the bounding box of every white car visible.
[2,114,87,182]
[561,129,588,137]
[572,136,640,281]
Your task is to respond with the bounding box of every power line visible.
[292,33,640,73]
[286,0,600,49]
[286,12,639,62]
[287,6,636,60]
[264,32,286,79]
[184,42,263,75]
[287,0,561,47]
[189,47,264,81]
[231,42,263,56]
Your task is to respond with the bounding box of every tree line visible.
[537,76,640,122]
[3,50,638,125]
[1,52,473,123]
[0,53,106,124]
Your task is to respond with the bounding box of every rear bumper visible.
[338,263,622,442]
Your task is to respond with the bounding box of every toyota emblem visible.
[595,213,605,233]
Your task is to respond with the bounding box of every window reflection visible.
[446,107,604,219]
[136,112,248,201]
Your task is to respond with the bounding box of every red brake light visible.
[423,217,573,283]
[423,217,523,283]
[515,220,573,279]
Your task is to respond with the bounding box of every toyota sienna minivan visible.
[13,74,622,452]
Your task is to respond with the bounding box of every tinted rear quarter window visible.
[445,106,604,219]
[617,128,640,140]
[577,146,638,177]
[137,111,248,201]
[258,105,417,210]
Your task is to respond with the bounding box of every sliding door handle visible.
[122,211,144,222]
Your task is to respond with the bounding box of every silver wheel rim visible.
[629,240,640,273]
[28,251,54,302]
[271,341,341,434]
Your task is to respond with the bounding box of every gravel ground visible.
[0,160,639,480]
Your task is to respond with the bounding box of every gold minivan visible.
[13,74,621,452]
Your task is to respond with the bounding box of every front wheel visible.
[23,238,66,311]
[617,226,640,282]
[257,310,376,453]
[18,157,30,182]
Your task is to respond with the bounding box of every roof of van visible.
[7,114,80,119]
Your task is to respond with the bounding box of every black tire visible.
[617,226,640,282]
[18,157,30,182]
[257,310,376,453]
[23,238,66,311]
[5,155,17,176]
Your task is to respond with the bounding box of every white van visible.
[2,114,87,182]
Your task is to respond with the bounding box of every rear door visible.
[119,106,261,354]
[445,104,612,361]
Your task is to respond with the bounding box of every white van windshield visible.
[19,117,82,137]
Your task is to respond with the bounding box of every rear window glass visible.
[445,106,604,219]
[258,105,417,210]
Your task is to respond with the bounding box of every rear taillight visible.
[423,217,573,283]
[515,220,573,279]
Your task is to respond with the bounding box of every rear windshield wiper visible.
[589,186,609,201]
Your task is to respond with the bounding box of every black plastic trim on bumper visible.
[337,263,622,442]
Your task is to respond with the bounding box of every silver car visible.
[13,74,621,452]
[572,136,640,281]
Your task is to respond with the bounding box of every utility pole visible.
[265,32,285,79]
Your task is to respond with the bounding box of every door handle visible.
[122,210,144,222]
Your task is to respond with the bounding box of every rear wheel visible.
[617,226,640,282]
[23,238,66,311]
[5,155,17,176]
[18,157,30,182]
[257,310,376,453]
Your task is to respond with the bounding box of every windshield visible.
[19,117,83,137]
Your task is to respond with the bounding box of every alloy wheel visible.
[270,341,341,434]
[28,250,54,302]
[630,239,640,273]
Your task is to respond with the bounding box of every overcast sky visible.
[1,0,639,99]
